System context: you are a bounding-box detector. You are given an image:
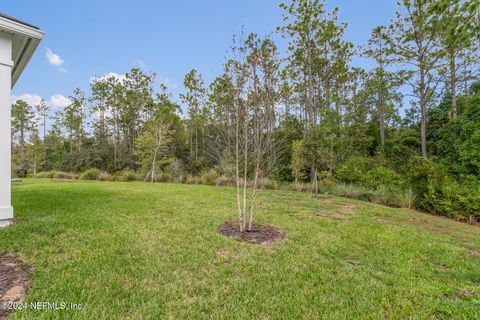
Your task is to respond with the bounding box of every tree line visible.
[11,0,480,222]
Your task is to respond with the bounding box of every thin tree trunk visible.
[379,65,386,145]
[420,65,427,158]
[242,104,249,231]
[235,95,243,232]
[20,125,25,171]
[449,47,457,119]
[248,167,260,231]
[43,112,47,160]
[33,153,37,179]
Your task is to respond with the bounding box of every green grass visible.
[2,179,480,319]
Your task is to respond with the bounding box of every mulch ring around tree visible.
[219,221,285,245]
[0,254,31,320]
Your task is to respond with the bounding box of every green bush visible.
[437,178,480,221]
[457,190,480,221]
[319,175,337,189]
[215,175,235,187]
[395,189,416,209]
[116,169,138,182]
[80,168,100,180]
[332,183,361,199]
[185,175,202,185]
[200,170,219,186]
[334,156,371,184]
[157,172,173,183]
[405,157,446,212]
[55,171,78,180]
[36,171,56,179]
[260,178,279,190]
[98,171,112,181]
[37,171,78,179]
[364,166,401,190]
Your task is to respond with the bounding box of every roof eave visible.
[0,15,44,88]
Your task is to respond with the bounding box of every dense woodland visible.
[11,0,480,222]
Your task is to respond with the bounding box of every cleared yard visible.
[1,179,480,319]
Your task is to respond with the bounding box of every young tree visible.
[12,100,35,176]
[64,88,86,153]
[118,68,156,168]
[219,33,283,232]
[364,27,405,146]
[35,98,50,168]
[28,128,44,178]
[290,139,307,183]
[135,87,178,182]
[135,116,173,182]
[180,69,208,172]
[35,99,50,140]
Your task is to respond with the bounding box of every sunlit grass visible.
[1,179,479,319]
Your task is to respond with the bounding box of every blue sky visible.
[4,0,397,110]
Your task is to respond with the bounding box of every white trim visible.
[0,16,44,40]
[11,37,42,86]
[0,16,44,87]
[0,60,13,67]
[0,205,13,223]
[0,220,13,228]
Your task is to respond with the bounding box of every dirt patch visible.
[338,203,358,215]
[0,254,31,319]
[315,200,360,220]
[219,221,284,245]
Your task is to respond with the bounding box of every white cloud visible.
[49,94,71,108]
[12,93,71,110]
[46,48,64,67]
[12,93,43,106]
[90,72,127,84]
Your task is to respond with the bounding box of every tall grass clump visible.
[396,189,415,209]
[80,168,100,180]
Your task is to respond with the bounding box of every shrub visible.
[255,178,279,190]
[185,175,202,185]
[368,185,398,206]
[55,171,78,180]
[364,166,401,190]
[396,189,416,209]
[36,171,56,179]
[333,183,360,198]
[334,156,371,184]
[98,171,112,181]
[80,168,100,180]
[319,171,337,188]
[157,172,173,183]
[215,175,235,187]
[111,169,138,182]
[293,182,310,193]
[164,159,185,183]
[120,169,138,182]
[405,157,446,212]
[200,170,219,186]
[171,174,185,184]
[458,190,480,221]
[437,178,480,221]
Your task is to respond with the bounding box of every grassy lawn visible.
[1,179,480,319]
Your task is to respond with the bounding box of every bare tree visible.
[216,33,283,232]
